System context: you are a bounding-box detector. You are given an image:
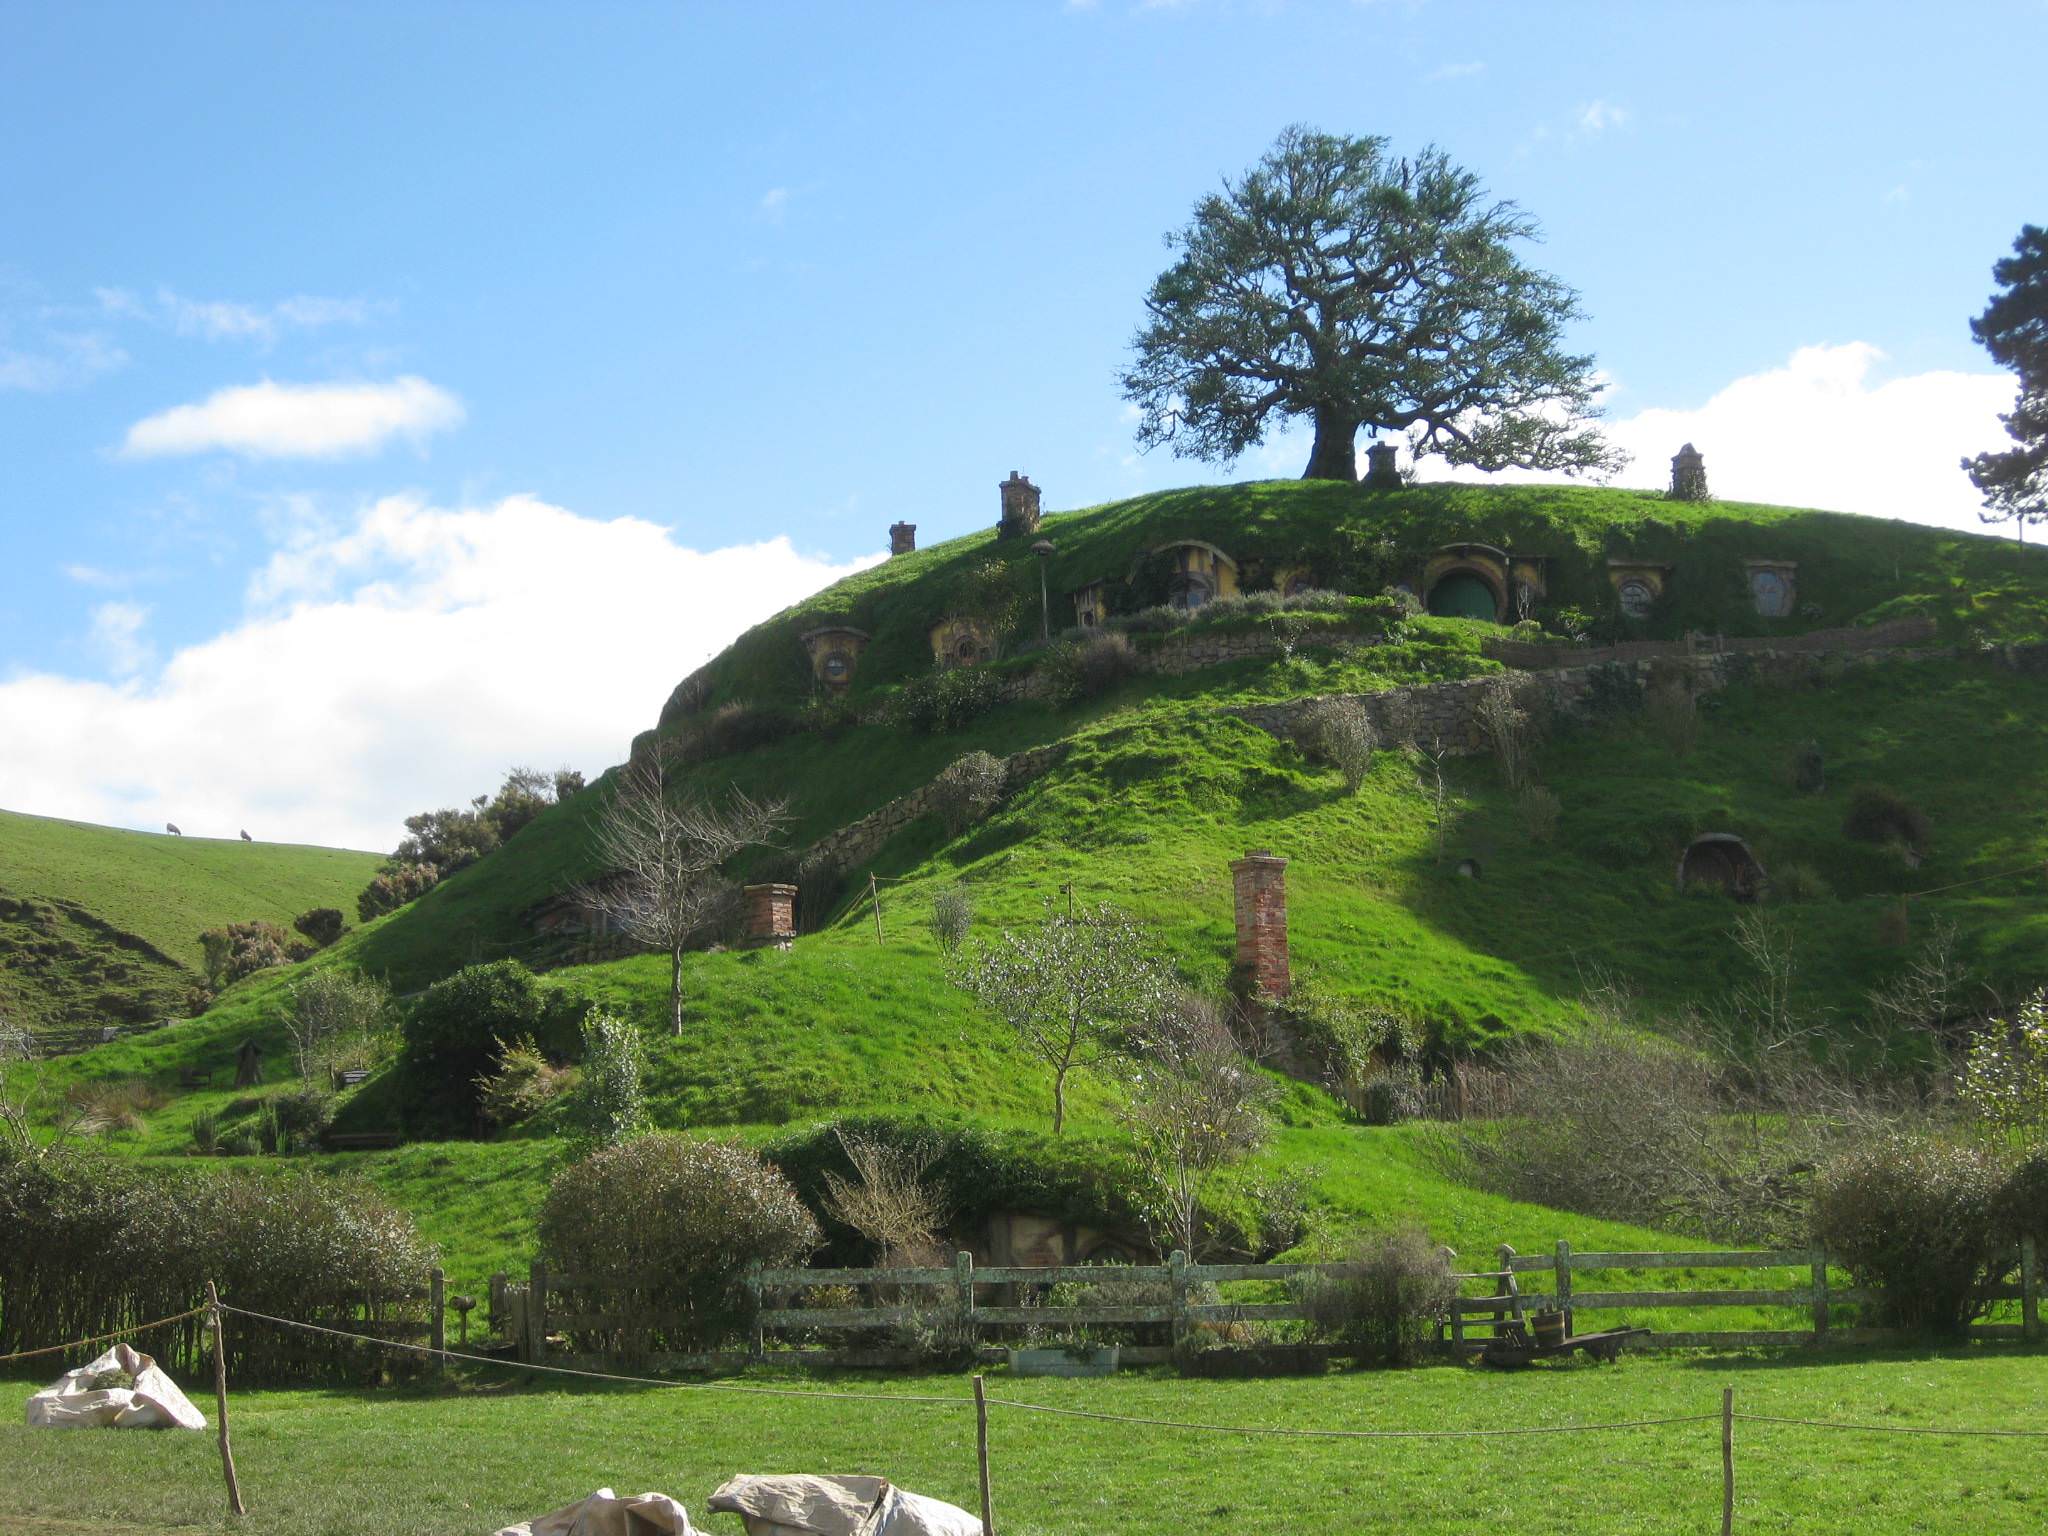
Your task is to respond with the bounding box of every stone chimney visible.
[742,883,797,949]
[1364,441,1401,490]
[997,471,1042,538]
[1229,850,1290,999]
[1669,442,1709,501]
[889,522,917,556]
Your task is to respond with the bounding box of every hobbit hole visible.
[1677,834,1767,902]
[799,626,869,691]
[929,616,996,669]
[1071,579,1106,629]
[1154,541,1240,611]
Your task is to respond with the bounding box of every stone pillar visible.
[1364,442,1401,490]
[1229,850,1290,999]
[890,522,917,556]
[997,471,1042,538]
[1670,442,1709,501]
[742,883,797,949]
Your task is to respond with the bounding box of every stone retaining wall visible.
[798,741,1069,881]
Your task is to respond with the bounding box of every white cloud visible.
[1423,342,2015,532]
[0,330,128,391]
[121,377,465,460]
[1427,60,1486,81]
[88,603,152,676]
[0,495,883,851]
[759,187,790,221]
[96,287,374,347]
[1575,99,1630,134]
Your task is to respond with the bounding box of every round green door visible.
[1427,572,1499,621]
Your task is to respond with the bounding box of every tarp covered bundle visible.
[707,1475,981,1536]
[493,1487,696,1536]
[25,1342,206,1430]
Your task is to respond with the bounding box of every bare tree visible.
[952,897,1169,1134]
[1118,994,1275,1257]
[822,1126,950,1265]
[582,744,789,1036]
[0,1019,88,1159]
[285,969,389,1080]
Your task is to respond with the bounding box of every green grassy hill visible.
[29,478,2048,1283]
[0,809,380,1033]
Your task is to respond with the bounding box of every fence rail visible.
[485,1236,2046,1370]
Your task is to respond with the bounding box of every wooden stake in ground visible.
[206,1281,247,1517]
[869,873,885,945]
[1721,1386,1734,1536]
[973,1373,994,1536]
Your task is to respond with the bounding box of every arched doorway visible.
[1427,570,1502,621]
[1677,835,1767,902]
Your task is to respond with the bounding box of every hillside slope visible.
[0,809,380,1033]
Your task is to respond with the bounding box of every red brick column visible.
[1229,850,1290,999]
[742,883,797,948]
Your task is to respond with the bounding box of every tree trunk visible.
[1303,410,1360,481]
[670,948,684,1037]
[1052,1069,1066,1135]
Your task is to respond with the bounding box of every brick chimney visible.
[1364,441,1401,489]
[742,883,797,949]
[997,471,1042,538]
[889,522,917,556]
[1229,850,1290,999]
[1669,442,1709,501]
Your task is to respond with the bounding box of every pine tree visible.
[1963,225,2048,537]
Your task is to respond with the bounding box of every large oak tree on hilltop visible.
[1963,224,2048,539]
[1122,126,1624,483]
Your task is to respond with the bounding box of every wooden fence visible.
[485,1237,2046,1370]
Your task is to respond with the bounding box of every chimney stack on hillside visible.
[743,883,797,949]
[997,471,1042,539]
[1364,441,1401,490]
[1229,850,1291,999]
[890,522,917,556]
[1670,443,1709,501]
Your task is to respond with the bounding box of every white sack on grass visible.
[706,1475,980,1536]
[493,1487,696,1536]
[24,1341,206,1430]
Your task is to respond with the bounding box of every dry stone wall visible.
[799,741,1068,881]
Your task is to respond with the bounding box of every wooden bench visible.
[329,1067,372,1089]
[320,1130,403,1151]
[176,1066,213,1089]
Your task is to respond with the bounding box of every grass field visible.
[5,1348,2045,1534]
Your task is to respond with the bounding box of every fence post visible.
[2023,1237,2040,1343]
[1443,1246,1464,1354]
[955,1251,976,1357]
[429,1266,446,1376]
[528,1259,548,1365]
[1169,1250,1189,1355]
[1810,1248,1830,1344]
[1496,1244,1521,1324]
[973,1372,995,1536]
[205,1281,247,1517]
[489,1271,507,1341]
[1721,1386,1735,1536]
[1554,1239,1573,1336]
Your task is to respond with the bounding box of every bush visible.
[1301,697,1377,793]
[293,908,345,948]
[1643,681,1700,756]
[474,1035,567,1129]
[1773,861,1833,903]
[1360,1064,1426,1126]
[197,921,294,987]
[1958,991,2048,1137]
[1517,786,1561,844]
[191,1110,218,1155]
[539,1134,820,1354]
[680,700,801,763]
[929,884,973,954]
[569,1006,647,1147]
[1475,681,1542,789]
[1293,1227,1456,1367]
[1842,785,1931,856]
[1041,630,1142,705]
[270,1085,334,1145]
[1790,740,1826,792]
[356,861,439,923]
[895,668,1005,734]
[402,961,580,1130]
[286,968,390,1081]
[0,1150,436,1382]
[1810,1134,2006,1336]
[932,750,1006,836]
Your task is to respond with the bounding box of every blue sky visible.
[1,2,2042,848]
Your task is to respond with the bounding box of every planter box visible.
[1180,1343,1330,1378]
[1007,1345,1120,1378]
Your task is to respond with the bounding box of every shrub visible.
[292,907,345,948]
[402,961,580,1130]
[1958,991,2048,1137]
[191,1110,218,1155]
[196,921,294,987]
[356,861,439,923]
[286,968,390,1080]
[0,1151,435,1382]
[1842,785,1931,855]
[1643,680,1700,756]
[222,1129,260,1157]
[895,668,1005,734]
[1517,786,1561,844]
[681,700,801,763]
[67,1080,163,1138]
[1106,604,1186,635]
[1360,1064,1426,1126]
[475,1035,567,1128]
[539,1134,820,1354]
[1042,630,1142,704]
[569,1006,647,1147]
[1773,861,1833,903]
[1301,697,1377,793]
[932,750,1006,836]
[1810,1134,2006,1336]
[1293,1227,1456,1367]
[1790,740,1826,792]
[1474,681,1542,789]
[270,1085,334,1145]
[929,884,974,954]
[1583,662,1642,718]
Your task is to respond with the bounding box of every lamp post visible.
[1031,539,1056,642]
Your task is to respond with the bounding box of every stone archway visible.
[1677,834,1767,902]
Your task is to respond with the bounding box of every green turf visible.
[0,810,380,1034]
[4,1348,2045,1535]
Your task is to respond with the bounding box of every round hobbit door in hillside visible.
[1617,578,1657,620]
[1426,571,1499,621]
[823,652,851,683]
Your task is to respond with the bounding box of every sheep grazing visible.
[165,823,182,836]
[239,830,252,842]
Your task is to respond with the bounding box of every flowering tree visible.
[1959,991,2048,1137]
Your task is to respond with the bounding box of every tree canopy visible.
[1964,224,2048,536]
[1122,125,1622,483]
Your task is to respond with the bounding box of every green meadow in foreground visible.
[4,1348,2045,1535]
